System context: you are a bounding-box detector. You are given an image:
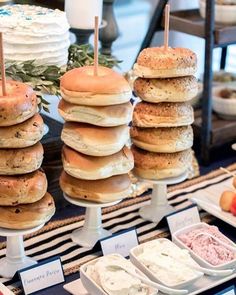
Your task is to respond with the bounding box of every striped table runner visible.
[1,163,236,293]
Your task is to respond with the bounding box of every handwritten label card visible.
[100,228,139,257]
[167,205,200,235]
[19,257,65,295]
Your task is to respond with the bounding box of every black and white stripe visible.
[0,171,233,290]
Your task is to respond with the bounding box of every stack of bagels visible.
[131,47,198,180]
[58,66,134,203]
[0,80,55,229]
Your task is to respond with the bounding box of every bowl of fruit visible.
[212,86,236,120]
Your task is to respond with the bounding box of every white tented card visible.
[100,228,139,257]
[167,205,201,235]
[0,282,14,295]
[19,257,65,295]
[215,286,236,295]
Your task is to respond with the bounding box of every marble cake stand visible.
[0,224,44,278]
[139,171,188,223]
[64,194,121,248]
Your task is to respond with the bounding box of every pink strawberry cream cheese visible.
[178,225,235,266]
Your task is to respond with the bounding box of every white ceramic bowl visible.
[172,223,236,270]
[130,238,203,289]
[80,254,156,295]
[199,0,236,24]
[212,86,236,120]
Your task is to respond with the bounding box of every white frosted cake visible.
[0,4,70,66]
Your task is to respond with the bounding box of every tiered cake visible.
[0,4,70,66]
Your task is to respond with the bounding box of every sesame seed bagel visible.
[133,102,194,128]
[130,126,193,153]
[134,76,198,103]
[133,47,197,78]
[131,145,192,180]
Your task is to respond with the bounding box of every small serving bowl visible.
[212,86,236,120]
[199,0,236,24]
[80,254,156,295]
[130,238,203,289]
[173,223,236,270]
[213,71,236,85]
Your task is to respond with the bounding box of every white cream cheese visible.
[86,254,154,295]
[136,239,200,286]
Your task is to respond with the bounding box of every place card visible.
[100,228,139,257]
[19,257,65,295]
[0,282,14,295]
[166,205,201,235]
[215,286,236,295]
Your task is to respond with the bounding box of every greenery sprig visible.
[68,44,121,69]
[3,44,121,112]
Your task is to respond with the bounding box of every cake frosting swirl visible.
[0,4,70,66]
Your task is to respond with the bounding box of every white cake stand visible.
[64,194,121,248]
[0,224,44,278]
[139,171,188,223]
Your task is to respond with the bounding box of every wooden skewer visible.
[0,32,7,96]
[164,4,170,51]
[93,16,99,76]
[220,167,236,177]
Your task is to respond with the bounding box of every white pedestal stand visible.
[139,172,188,223]
[0,224,44,278]
[64,194,120,248]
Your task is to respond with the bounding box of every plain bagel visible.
[60,171,132,203]
[60,66,132,106]
[61,122,130,156]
